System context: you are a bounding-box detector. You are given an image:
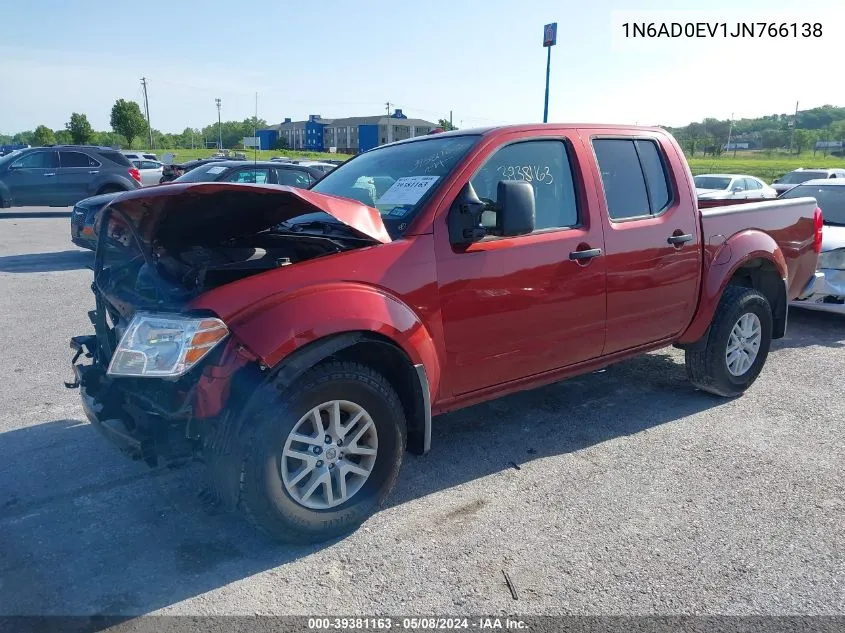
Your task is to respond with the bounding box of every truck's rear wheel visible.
[239,361,406,543]
[685,286,773,397]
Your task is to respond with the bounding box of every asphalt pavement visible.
[0,214,843,617]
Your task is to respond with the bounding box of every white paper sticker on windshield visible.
[206,166,227,175]
[376,176,439,205]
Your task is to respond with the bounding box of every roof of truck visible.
[383,123,667,148]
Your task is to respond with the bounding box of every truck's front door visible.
[435,134,607,396]
[586,133,702,354]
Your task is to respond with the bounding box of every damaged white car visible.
[783,179,845,314]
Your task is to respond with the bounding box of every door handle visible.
[88,170,99,174]
[667,233,694,245]
[44,172,56,177]
[569,248,602,261]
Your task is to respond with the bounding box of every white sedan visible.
[694,173,777,200]
[131,159,165,186]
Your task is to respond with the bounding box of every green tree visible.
[32,125,56,146]
[437,118,457,131]
[65,113,94,144]
[54,129,73,144]
[792,129,812,154]
[13,131,34,145]
[110,99,147,149]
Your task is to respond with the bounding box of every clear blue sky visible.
[1,0,843,134]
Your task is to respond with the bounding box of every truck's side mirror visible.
[447,182,489,244]
[493,181,535,237]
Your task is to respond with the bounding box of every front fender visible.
[678,229,787,344]
[223,281,442,400]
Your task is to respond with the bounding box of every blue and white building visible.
[256,109,437,153]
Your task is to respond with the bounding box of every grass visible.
[688,152,845,182]
[139,147,845,183]
[146,148,345,163]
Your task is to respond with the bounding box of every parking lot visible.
[0,212,843,616]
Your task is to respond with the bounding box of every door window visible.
[223,168,270,184]
[11,151,58,169]
[276,169,314,187]
[592,138,673,220]
[732,179,747,191]
[60,151,99,168]
[745,178,761,190]
[469,140,578,231]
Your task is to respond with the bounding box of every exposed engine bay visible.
[151,232,345,294]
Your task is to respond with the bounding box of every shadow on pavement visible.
[772,307,845,350]
[0,250,92,273]
[0,351,727,618]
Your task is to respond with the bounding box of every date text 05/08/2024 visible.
[307,617,528,630]
[621,22,822,38]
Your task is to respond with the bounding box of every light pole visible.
[215,98,222,150]
[542,23,557,123]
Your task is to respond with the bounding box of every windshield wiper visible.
[823,220,845,226]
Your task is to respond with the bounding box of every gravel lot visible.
[0,213,843,617]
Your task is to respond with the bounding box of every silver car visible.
[771,168,845,195]
[782,179,845,315]
[694,173,778,200]
[131,159,164,186]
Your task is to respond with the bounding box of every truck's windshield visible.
[309,135,480,238]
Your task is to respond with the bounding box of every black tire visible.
[96,185,124,196]
[685,286,773,397]
[239,361,406,543]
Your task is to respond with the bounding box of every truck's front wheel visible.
[685,286,773,397]
[239,361,406,543]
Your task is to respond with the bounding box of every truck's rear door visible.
[582,130,702,354]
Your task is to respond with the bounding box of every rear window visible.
[98,151,131,167]
[592,138,673,220]
[780,171,826,184]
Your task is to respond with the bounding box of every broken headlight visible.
[107,312,229,378]
[818,248,845,271]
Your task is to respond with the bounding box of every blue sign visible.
[543,22,557,47]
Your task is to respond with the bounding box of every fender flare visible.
[678,230,787,345]
[222,282,441,450]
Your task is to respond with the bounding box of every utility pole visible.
[542,23,558,123]
[726,112,735,157]
[449,110,453,130]
[789,100,799,154]
[215,98,222,150]
[141,77,153,150]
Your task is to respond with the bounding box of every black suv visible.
[0,145,142,207]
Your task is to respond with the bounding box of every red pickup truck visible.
[67,124,822,543]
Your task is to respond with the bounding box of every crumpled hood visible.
[821,224,845,252]
[104,181,392,245]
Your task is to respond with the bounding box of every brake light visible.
[129,167,141,183]
[813,206,823,254]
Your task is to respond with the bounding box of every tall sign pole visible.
[542,22,557,123]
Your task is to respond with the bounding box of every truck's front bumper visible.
[67,335,198,466]
[790,269,845,315]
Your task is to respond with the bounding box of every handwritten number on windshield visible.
[495,165,554,185]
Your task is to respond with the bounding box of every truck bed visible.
[699,196,820,300]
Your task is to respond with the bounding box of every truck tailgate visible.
[700,197,820,299]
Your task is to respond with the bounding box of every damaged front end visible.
[66,183,389,467]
